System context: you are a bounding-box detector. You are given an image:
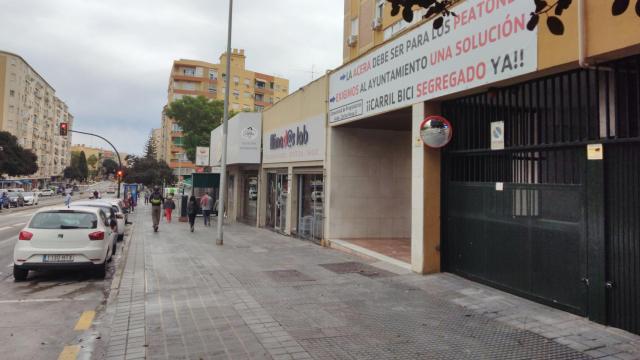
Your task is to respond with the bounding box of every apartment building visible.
[70,144,128,167]
[161,49,289,176]
[0,51,73,186]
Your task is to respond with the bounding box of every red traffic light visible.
[59,122,68,136]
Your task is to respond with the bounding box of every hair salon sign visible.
[329,0,537,124]
[263,115,325,164]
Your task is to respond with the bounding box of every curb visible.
[109,221,136,295]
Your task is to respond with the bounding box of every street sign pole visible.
[216,0,233,246]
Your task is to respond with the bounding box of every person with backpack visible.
[149,186,164,232]
[187,195,198,232]
[163,195,176,223]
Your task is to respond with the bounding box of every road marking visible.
[0,226,12,231]
[11,223,25,227]
[58,345,80,360]
[74,310,95,331]
[0,298,64,304]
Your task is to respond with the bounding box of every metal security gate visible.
[442,54,640,329]
[605,143,640,334]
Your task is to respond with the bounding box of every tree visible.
[87,154,98,178]
[124,157,176,187]
[388,0,640,36]
[102,158,119,176]
[144,134,157,160]
[78,151,89,181]
[0,131,38,177]
[124,154,137,168]
[164,96,225,162]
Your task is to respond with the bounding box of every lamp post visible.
[216,0,233,246]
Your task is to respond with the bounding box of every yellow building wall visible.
[0,56,6,129]
[538,2,640,71]
[262,76,327,133]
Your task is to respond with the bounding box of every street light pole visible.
[69,129,123,199]
[216,0,233,246]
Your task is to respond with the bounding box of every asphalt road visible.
[0,181,128,360]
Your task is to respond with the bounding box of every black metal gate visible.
[442,54,640,329]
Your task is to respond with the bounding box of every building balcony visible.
[169,161,195,169]
[172,74,204,82]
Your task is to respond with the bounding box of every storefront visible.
[259,77,327,244]
[326,0,640,334]
[209,112,261,225]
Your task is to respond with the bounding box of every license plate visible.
[42,255,74,263]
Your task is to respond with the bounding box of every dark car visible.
[7,192,25,207]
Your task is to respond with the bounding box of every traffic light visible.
[116,169,124,180]
[59,122,68,136]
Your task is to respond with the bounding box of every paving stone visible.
[96,207,640,360]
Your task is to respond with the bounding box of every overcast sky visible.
[0,0,344,155]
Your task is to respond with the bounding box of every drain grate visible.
[319,262,394,278]
[263,269,315,283]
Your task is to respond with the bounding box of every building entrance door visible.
[266,172,288,232]
[297,173,324,243]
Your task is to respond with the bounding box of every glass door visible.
[274,173,288,232]
[297,174,324,242]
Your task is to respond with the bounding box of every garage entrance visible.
[442,55,640,331]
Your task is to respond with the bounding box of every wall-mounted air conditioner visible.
[371,17,382,30]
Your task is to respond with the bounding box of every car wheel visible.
[111,240,117,257]
[94,261,106,279]
[13,266,28,282]
[117,233,124,241]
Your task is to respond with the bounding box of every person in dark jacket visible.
[149,186,164,232]
[187,195,198,232]
[163,196,176,223]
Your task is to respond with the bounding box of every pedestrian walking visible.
[144,191,149,205]
[149,186,164,232]
[163,196,176,223]
[187,195,198,232]
[64,192,72,208]
[129,193,136,213]
[199,193,212,226]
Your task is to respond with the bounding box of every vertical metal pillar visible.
[216,0,233,245]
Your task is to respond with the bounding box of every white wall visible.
[327,127,411,239]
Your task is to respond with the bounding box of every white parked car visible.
[100,198,129,240]
[22,192,39,205]
[39,189,55,197]
[13,206,117,281]
[71,200,125,241]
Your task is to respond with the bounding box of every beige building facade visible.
[0,51,73,184]
[259,76,327,244]
[161,49,289,176]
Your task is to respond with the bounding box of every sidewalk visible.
[101,205,640,360]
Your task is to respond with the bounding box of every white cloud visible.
[0,0,344,155]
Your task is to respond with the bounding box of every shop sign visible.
[490,121,505,150]
[420,115,452,148]
[210,113,262,166]
[329,0,537,124]
[263,115,325,164]
[195,146,210,166]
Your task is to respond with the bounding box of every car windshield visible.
[30,211,98,229]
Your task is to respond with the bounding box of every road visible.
[0,181,128,360]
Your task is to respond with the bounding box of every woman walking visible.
[187,196,198,232]
[163,196,176,223]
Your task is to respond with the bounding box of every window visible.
[233,76,239,84]
[172,137,183,146]
[208,85,217,93]
[351,17,359,36]
[375,0,384,19]
[233,90,240,97]
[269,82,274,89]
[255,105,264,112]
[172,123,182,131]
[183,68,195,76]
[9,90,15,97]
[255,93,264,102]
[243,92,251,99]
[209,70,217,80]
[255,80,265,89]
[244,78,251,86]
[195,67,203,77]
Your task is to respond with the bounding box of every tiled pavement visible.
[99,206,640,359]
